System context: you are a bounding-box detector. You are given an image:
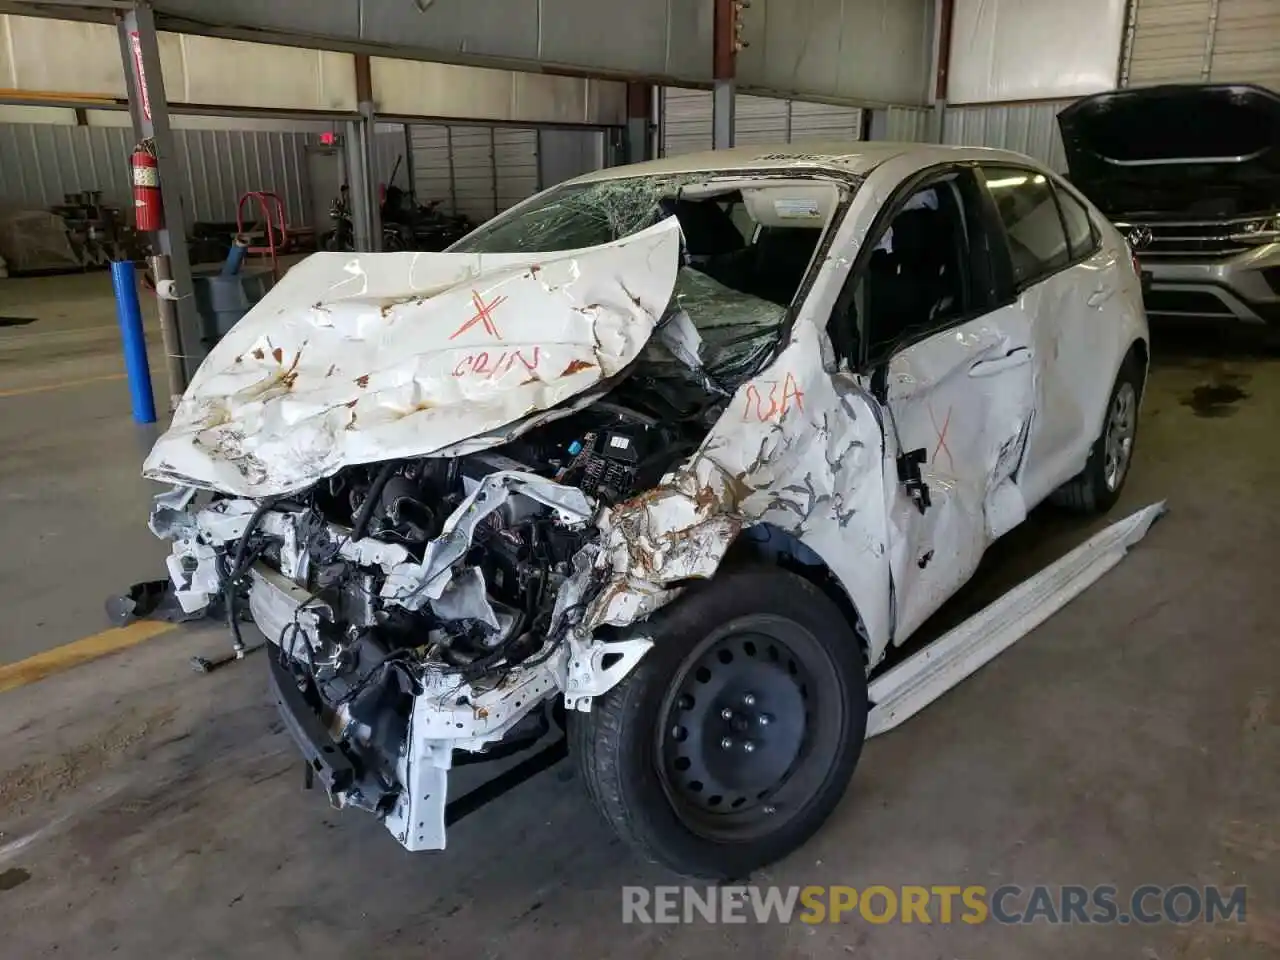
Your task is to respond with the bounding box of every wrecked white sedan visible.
[143,143,1148,878]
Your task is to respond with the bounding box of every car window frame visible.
[1048,175,1102,261]
[979,163,1099,293]
[827,162,1007,374]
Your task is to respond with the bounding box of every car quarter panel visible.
[1019,212,1148,507]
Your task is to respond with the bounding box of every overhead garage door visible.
[662,89,715,156]
[1211,0,1280,90]
[788,100,865,140]
[661,88,862,156]
[441,126,496,225]
[493,128,539,214]
[409,124,543,226]
[1126,0,1280,89]
[410,125,455,213]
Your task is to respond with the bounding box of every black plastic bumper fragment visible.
[268,653,356,795]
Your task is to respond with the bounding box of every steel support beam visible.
[347,53,380,251]
[115,1,202,392]
[712,80,735,150]
[402,122,416,201]
[624,82,653,164]
[930,0,955,143]
[711,0,737,149]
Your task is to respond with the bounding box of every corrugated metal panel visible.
[733,95,789,145]
[410,125,456,214]
[1210,0,1280,89]
[789,101,863,141]
[942,101,1073,171]
[1126,0,1215,84]
[661,89,864,155]
[884,106,933,142]
[1125,0,1280,87]
[0,123,131,213]
[407,124,543,224]
[537,128,606,189]
[662,88,714,157]
[0,123,312,224]
[174,129,312,223]
[448,126,498,224]
[371,130,407,192]
[493,127,539,211]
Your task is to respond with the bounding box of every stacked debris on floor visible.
[0,192,147,275]
[0,209,80,272]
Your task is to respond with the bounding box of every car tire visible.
[1051,352,1143,514]
[571,565,868,879]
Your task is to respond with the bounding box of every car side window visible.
[831,170,997,367]
[1054,186,1099,260]
[982,166,1071,288]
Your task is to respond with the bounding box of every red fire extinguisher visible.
[131,144,162,232]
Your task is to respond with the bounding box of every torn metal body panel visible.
[143,143,1150,863]
[143,219,682,498]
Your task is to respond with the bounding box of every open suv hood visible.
[1058,84,1280,217]
[143,219,681,498]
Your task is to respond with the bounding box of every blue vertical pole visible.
[110,260,158,424]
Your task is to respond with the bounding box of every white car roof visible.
[568,141,1044,185]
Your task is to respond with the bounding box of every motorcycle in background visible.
[320,179,474,253]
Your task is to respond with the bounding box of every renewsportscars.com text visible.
[622,884,1247,926]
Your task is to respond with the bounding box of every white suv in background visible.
[1060,83,1280,327]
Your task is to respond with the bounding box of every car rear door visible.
[978,165,1122,506]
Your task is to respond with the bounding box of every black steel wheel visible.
[572,565,868,879]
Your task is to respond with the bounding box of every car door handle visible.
[969,347,1032,378]
[1087,286,1114,307]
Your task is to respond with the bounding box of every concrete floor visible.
[0,270,1277,958]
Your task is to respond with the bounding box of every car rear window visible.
[983,167,1071,288]
[1055,187,1098,260]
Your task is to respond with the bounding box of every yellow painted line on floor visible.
[0,620,176,694]
[0,372,128,399]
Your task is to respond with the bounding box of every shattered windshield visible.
[451,173,842,385]
[450,176,691,254]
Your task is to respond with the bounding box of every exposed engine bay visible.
[142,183,845,852]
[152,372,725,847]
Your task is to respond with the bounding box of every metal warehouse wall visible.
[947,0,1126,103]
[0,123,313,224]
[661,89,865,156]
[736,0,933,104]
[406,124,603,226]
[882,106,934,143]
[942,101,1073,171]
[538,128,606,189]
[148,0,712,84]
[1124,0,1280,89]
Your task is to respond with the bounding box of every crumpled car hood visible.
[143,218,682,497]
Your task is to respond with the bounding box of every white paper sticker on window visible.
[773,198,823,220]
